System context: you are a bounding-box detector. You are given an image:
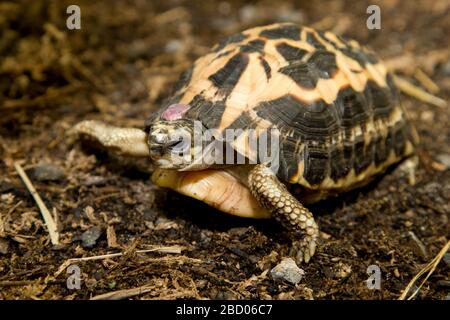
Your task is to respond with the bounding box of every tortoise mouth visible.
[151,168,270,219]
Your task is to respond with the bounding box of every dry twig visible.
[54,245,186,278]
[90,285,154,300]
[399,240,450,300]
[13,162,59,245]
[393,75,447,108]
[414,69,440,94]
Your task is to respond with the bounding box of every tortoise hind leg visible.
[395,155,419,186]
[248,164,319,263]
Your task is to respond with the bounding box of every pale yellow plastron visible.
[151,168,271,219]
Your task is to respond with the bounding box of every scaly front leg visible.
[70,120,150,157]
[248,164,319,263]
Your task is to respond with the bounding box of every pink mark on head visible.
[161,103,191,121]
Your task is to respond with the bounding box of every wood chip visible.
[107,225,119,248]
[408,231,428,259]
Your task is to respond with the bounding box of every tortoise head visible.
[145,104,212,170]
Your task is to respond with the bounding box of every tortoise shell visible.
[147,23,418,191]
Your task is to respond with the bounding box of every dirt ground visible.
[0,0,449,300]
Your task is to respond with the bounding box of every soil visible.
[0,0,449,300]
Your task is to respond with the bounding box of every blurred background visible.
[1,0,449,132]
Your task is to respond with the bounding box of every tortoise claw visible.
[249,164,320,264]
[291,235,318,264]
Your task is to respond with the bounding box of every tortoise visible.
[71,23,419,263]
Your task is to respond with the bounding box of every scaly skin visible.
[248,164,319,263]
[70,120,149,157]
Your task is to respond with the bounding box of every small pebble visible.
[270,257,305,285]
[143,208,159,222]
[200,230,211,244]
[239,5,257,24]
[404,210,415,218]
[228,227,249,237]
[443,253,450,267]
[81,227,102,248]
[82,175,108,186]
[0,181,14,193]
[437,280,450,288]
[164,40,183,54]
[32,164,65,181]
[436,154,450,169]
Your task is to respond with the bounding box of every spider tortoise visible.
[71,23,419,263]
